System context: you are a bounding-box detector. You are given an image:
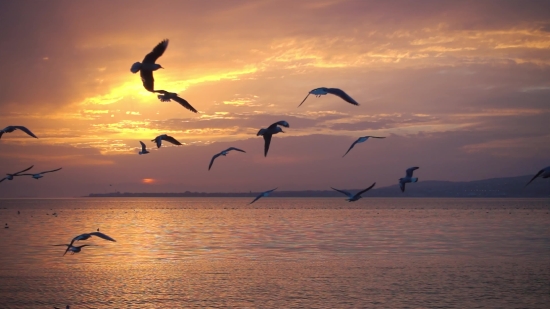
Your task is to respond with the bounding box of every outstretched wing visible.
[0,131,3,139]
[342,139,360,157]
[406,167,419,177]
[399,182,406,192]
[139,141,147,151]
[40,167,62,174]
[153,136,162,148]
[267,120,289,130]
[0,178,5,183]
[173,96,198,113]
[249,194,263,205]
[14,165,34,175]
[263,134,272,157]
[209,153,221,171]
[14,126,37,138]
[89,232,116,242]
[143,39,169,64]
[164,135,182,146]
[331,187,352,198]
[367,136,386,139]
[326,88,359,105]
[227,147,246,153]
[297,93,311,107]
[525,169,544,187]
[140,70,155,92]
[355,182,376,198]
[265,187,278,194]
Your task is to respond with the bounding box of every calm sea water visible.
[0,198,549,308]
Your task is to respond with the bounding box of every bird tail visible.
[411,178,418,183]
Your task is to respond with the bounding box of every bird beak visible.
[160,66,165,69]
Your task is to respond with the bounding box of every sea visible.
[0,197,549,308]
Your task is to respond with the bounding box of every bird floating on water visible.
[209,147,246,170]
[257,121,289,157]
[525,166,550,186]
[399,167,419,192]
[0,126,37,139]
[342,136,385,157]
[21,167,62,179]
[152,134,182,148]
[130,39,169,92]
[249,188,278,205]
[154,90,198,113]
[298,87,359,107]
[138,141,150,155]
[0,165,34,183]
[331,182,376,201]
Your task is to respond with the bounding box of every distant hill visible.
[88,175,549,198]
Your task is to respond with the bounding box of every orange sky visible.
[0,0,549,197]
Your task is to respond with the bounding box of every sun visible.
[141,178,156,184]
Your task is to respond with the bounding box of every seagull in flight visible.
[59,231,116,256]
[331,182,376,201]
[130,39,169,92]
[152,134,182,148]
[298,87,359,107]
[525,166,550,186]
[342,136,386,157]
[21,167,62,179]
[138,141,150,155]
[399,167,419,192]
[154,90,198,113]
[53,244,93,256]
[249,188,278,205]
[209,147,246,170]
[0,126,38,139]
[257,121,289,157]
[0,165,33,183]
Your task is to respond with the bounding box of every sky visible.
[0,0,549,197]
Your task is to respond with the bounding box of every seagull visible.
[154,90,198,113]
[0,126,38,139]
[331,182,376,201]
[342,136,386,157]
[298,87,359,107]
[209,147,246,170]
[525,166,550,186]
[53,244,92,256]
[257,121,289,157]
[130,39,169,92]
[0,165,34,183]
[61,231,116,256]
[249,188,278,205]
[21,167,62,179]
[138,141,150,155]
[399,167,419,192]
[152,134,182,148]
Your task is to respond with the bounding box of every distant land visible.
[88,175,550,198]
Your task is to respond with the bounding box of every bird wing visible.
[275,120,289,128]
[331,187,352,198]
[14,165,34,175]
[143,39,169,63]
[40,167,62,174]
[172,96,198,113]
[140,141,147,151]
[367,136,386,139]
[163,135,182,146]
[399,182,405,192]
[89,232,116,242]
[0,178,5,183]
[263,134,272,157]
[209,153,221,170]
[153,136,162,148]
[227,147,246,153]
[326,88,359,105]
[297,93,311,107]
[140,70,155,92]
[355,182,376,198]
[342,139,359,157]
[249,194,263,205]
[525,169,544,187]
[406,167,419,177]
[265,187,278,194]
[14,126,37,138]
[0,131,3,139]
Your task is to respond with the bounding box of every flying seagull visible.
[342,136,386,157]
[154,90,198,113]
[525,166,550,187]
[399,167,419,192]
[209,147,246,170]
[298,87,359,107]
[138,141,150,155]
[0,165,34,183]
[0,126,38,139]
[249,188,278,205]
[53,244,92,256]
[331,182,376,202]
[60,231,116,256]
[152,134,182,148]
[257,121,289,157]
[130,39,169,92]
[21,167,62,179]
